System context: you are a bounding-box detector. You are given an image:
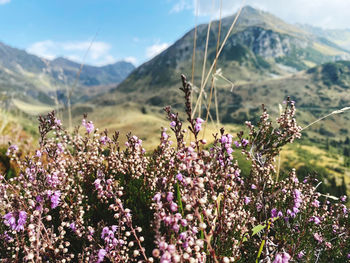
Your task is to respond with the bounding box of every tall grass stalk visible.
[190,0,199,111]
[67,31,99,130]
[301,106,350,131]
[198,0,215,118]
[192,0,246,119]
[203,0,223,139]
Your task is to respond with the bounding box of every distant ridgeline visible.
[0,41,134,115]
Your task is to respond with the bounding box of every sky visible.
[1,0,350,67]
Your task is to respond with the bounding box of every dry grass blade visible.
[301,106,350,131]
[203,0,223,138]
[191,0,199,110]
[192,0,246,118]
[67,30,99,130]
[197,0,215,118]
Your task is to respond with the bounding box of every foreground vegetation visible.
[0,75,349,262]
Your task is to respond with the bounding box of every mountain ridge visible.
[102,5,350,112]
[0,41,135,113]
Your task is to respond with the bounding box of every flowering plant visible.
[0,75,349,262]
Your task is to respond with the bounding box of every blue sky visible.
[1,0,350,66]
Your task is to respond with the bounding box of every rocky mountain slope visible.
[107,6,350,111]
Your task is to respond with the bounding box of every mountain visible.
[297,24,350,52]
[102,6,350,112]
[219,61,350,130]
[0,41,135,114]
[49,57,135,86]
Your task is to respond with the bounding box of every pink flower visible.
[282,252,291,263]
[273,252,291,263]
[311,199,320,207]
[3,211,27,232]
[82,119,94,134]
[273,253,283,263]
[97,248,107,263]
[54,118,62,126]
[49,190,61,209]
[314,232,323,243]
[194,118,204,132]
[242,139,249,147]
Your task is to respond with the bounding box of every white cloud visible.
[27,40,57,60]
[146,43,170,59]
[27,40,118,66]
[0,0,11,5]
[124,56,138,65]
[170,0,193,13]
[170,0,350,29]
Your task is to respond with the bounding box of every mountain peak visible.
[241,5,261,14]
[219,5,308,38]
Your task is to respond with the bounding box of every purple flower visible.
[6,144,18,155]
[3,211,27,232]
[314,232,323,243]
[293,189,301,199]
[282,252,291,263]
[167,192,174,202]
[35,150,42,157]
[94,178,102,190]
[226,147,233,154]
[297,251,305,259]
[251,184,257,190]
[341,195,347,202]
[234,141,241,147]
[194,118,204,132]
[162,132,169,140]
[271,208,278,218]
[70,222,76,232]
[221,135,228,144]
[101,227,109,239]
[273,253,283,263]
[56,143,64,154]
[273,252,291,263]
[170,202,178,212]
[54,118,62,126]
[97,248,107,263]
[309,216,321,225]
[3,212,16,230]
[49,190,61,209]
[180,219,187,227]
[244,197,251,205]
[311,199,320,208]
[242,139,249,147]
[287,209,296,218]
[172,223,180,232]
[16,211,27,232]
[111,225,118,232]
[100,136,109,145]
[36,195,43,203]
[82,119,94,134]
[176,173,183,182]
[170,121,176,128]
[179,232,187,240]
[153,193,161,203]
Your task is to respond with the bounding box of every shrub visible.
[0,75,349,262]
